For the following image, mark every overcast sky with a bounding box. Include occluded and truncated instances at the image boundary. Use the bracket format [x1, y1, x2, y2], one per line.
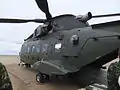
[0, 0, 120, 55]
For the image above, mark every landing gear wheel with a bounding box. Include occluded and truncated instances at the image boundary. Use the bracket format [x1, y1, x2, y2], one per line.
[18, 61, 22, 66]
[45, 74, 49, 80]
[28, 64, 31, 68]
[56, 75, 63, 81]
[36, 72, 49, 83]
[25, 64, 31, 68]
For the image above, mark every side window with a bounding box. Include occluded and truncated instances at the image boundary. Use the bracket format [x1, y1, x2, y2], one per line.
[42, 44, 48, 53]
[22, 44, 28, 53]
[32, 46, 36, 52]
[36, 47, 40, 52]
[28, 46, 30, 53]
[25, 44, 28, 53]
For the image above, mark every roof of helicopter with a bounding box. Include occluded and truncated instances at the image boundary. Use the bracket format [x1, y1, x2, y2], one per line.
[25, 17, 120, 41]
[49, 14, 75, 19]
[24, 13, 86, 40]
[92, 20, 120, 28]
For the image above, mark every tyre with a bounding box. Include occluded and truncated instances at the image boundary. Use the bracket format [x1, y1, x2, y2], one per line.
[25, 64, 31, 68]
[36, 72, 49, 83]
[45, 74, 49, 80]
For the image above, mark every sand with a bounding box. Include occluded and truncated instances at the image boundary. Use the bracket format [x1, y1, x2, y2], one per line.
[0, 55, 79, 90]
[0, 55, 29, 90]
[0, 55, 19, 65]
[0, 55, 118, 90]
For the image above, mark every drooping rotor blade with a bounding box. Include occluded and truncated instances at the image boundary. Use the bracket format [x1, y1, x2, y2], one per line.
[35, 0, 52, 20]
[0, 18, 46, 23]
[92, 13, 120, 18]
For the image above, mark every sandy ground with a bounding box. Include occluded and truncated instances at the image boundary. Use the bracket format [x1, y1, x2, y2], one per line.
[0, 55, 19, 65]
[0, 55, 29, 90]
[0, 55, 79, 90]
[0, 55, 118, 90]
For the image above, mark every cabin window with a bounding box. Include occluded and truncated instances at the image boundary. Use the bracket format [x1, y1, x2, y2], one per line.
[32, 46, 36, 52]
[37, 47, 40, 52]
[22, 44, 28, 53]
[28, 47, 30, 53]
[42, 44, 48, 53]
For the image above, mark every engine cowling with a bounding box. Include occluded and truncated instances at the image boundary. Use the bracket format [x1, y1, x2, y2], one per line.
[76, 12, 92, 22]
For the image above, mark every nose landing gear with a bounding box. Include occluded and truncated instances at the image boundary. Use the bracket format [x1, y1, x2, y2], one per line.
[36, 72, 50, 83]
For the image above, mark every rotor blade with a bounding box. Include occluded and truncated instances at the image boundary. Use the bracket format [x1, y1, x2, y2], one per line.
[0, 18, 46, 23]
[35, 0, 52, 20]
[93, 13, 120, 18]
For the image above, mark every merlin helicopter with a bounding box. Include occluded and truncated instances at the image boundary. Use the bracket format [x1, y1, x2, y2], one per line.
[0, 0, 120, 85]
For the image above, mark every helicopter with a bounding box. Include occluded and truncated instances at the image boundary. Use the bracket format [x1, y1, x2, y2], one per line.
[0, 0, 120, 85]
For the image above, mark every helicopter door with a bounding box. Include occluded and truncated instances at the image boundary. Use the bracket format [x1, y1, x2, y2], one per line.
[30, 41, 42, 64]
[20, 43, 30, 64]
[30, 45, 37, 64]
[27, 45, 33, 64]
[41, 43, 49, 57]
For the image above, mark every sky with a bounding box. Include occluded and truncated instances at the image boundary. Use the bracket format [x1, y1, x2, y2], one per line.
[0, 0, 120, 55]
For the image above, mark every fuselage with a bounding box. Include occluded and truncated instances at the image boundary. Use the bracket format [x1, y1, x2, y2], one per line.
[20, 27, 120, 69]
[19, 14, 120, 75]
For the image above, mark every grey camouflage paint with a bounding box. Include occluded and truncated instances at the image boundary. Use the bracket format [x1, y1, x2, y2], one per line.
[0, 62, 13, 90]
[107, 62, 120, 90]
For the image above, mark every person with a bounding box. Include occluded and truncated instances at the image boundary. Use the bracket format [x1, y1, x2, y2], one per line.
[0, 62, 13, 90]
[107, 62, 120, 90]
